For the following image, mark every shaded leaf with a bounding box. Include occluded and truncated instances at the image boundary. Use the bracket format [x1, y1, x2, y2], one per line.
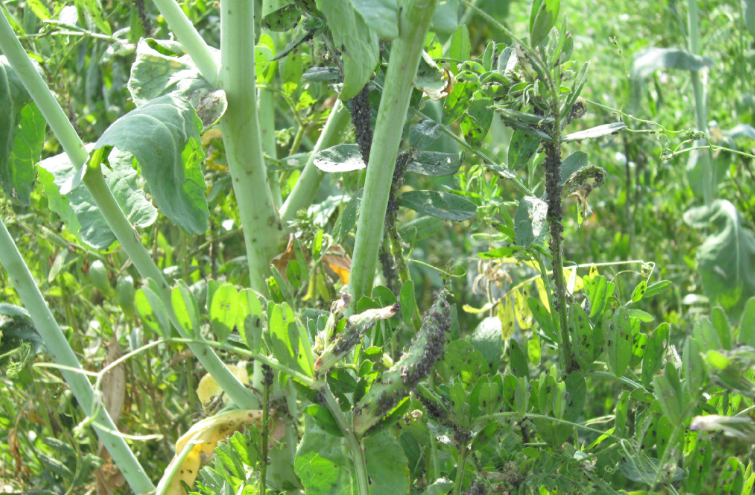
[515, 196, 548, 247]
[407, 151, 462, 176]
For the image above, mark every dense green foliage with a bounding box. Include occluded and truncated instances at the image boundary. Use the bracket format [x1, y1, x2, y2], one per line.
[1, 0, 754, 494]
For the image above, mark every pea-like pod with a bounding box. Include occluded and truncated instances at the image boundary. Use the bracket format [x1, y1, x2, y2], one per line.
[116, 275, 135, 318]
[352, 291, 451, 437]
[88, 260, 113, 297]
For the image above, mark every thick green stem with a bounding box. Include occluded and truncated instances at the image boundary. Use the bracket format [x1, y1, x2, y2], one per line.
[0, 219, 154, 494]
[348, 0, 438, 305]
[83, 167, 257, 408]
[687, 0, 712, 204]
[453, 444, 469, 495]
[219, 0, 283, 294]
[279, 99, 351, 223]
[151, 0, 219, 84]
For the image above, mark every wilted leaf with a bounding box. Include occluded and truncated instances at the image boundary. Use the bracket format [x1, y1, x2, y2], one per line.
[515, 196, 548, 247]
[313, 144, 366, 172]
[195, 365, 250, 412]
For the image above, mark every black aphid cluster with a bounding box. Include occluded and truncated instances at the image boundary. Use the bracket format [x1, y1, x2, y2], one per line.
[542, 141, 564, 261]
[350, 85, 373, 166]
[262, 364, 274, 387]
[401, 291, 451, 389]
[331, 319, 363, 357]
[385, 151, 413, 226]
[465, 478, 487, 495]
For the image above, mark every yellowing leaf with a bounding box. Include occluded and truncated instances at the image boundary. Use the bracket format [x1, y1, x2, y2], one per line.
[163, 409, 285, 495]
[536, 277, 551, 312]
[498, 299, 516, 340]
[462, 302, 495, 314]
[514, 287, 534, 329]
[589, 264, 599, 278]
[196, 365, 249, 412]
[564, 268, 584, 294]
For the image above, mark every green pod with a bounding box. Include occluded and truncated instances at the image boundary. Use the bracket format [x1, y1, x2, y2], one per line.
[88, 260, 113, 297]
[116, 275, 135, 318]
[353, 291, 451, 437]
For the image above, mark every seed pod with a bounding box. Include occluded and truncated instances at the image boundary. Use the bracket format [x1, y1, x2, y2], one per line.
[353, 290, 451, 436]
[315, 303, 399, 374]
[89, 260, 113, 297]
[116, 275, 136, 318]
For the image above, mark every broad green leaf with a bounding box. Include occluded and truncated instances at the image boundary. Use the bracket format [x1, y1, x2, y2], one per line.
[564, 372, 585, 422]
[407, 151, 462, 176]
[255, 35, 277, 85]
[530, 0, 559, 47]
[470, 377, 502, 417]
[738, 297, 755, 346]
[6, 104, 45, 205]
[0, 56, 40, 205]
[37, 147, 157, 249]
[313, 144, 365, 172]
[461, 98, 494, 148]
[238, 289, 264, 352]
[315, 0, 379, 99]
[653, 364, 685, 424]
[586, 274, 608, 319]
[302, 66, 341, 82]
[448, 25, 470, 74]
[641, 323, 668, 386]
[471, 317, 503, 370]
[508, 130, 540, 170]
[431, 0, 459, 34]
[210, 283, 239, 344]
[560, 122, 626, 142]
[444, 340, 488, 386]
[295, 417, 355, 493]
[643, 280, 671, 299]
[515, 196, 548, 247]
[559, 151, 588, 186]
[95, 95, 210, 234]
[443, 81, 477, 125]
[399, 280, 416, 326]
[716, 457, 744, 494]
[684, 439, 712, 493]
[684, 200, 755, 318]
[711, 306, 732, 350]
[128, 40, 228, 129]
[529, 296, 556, 340]
[614, 390, 630, 438]
[135, 283, 171, 337]
[364, 430, 410, 495]
[619, 455, 685, 485]
[409, 120, 442, 150]
[347, 0, 399, 39]
[604, 307, 633, 378]
[398, 190, 477, 221]
[332, 189, 362, 242]
[172, 280, 201, 337]
[629, 48, 713, 112]
[260, 4, 302, 32]
[570, 304, 594, 370]
[509, 338, 529, 379]
[26, 0, 51, 20]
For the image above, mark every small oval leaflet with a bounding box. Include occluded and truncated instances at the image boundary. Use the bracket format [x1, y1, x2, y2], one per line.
[398, 190, 477, 221]
[313, 144, 366, 173]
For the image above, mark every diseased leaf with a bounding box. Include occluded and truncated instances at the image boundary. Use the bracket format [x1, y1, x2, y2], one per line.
[95, 95, 210, 234]
[210, 283, 239, 344]
[443, 81, 476, 125]
[260, 4, 302, 32]
[409, 119, 442, 150]
[461, 98, 494, 148]
[508, 130, 540, 170]
[313, 144, 365, 172]
[684, 200, 755, 318]
[316, 0, 379, 99]
[407, 151, 462, 176]
[515, 196, 548, 247]
[398, 190, 477, 221]
[37, 147, 157, 249]
[604, 307, 633, 378]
